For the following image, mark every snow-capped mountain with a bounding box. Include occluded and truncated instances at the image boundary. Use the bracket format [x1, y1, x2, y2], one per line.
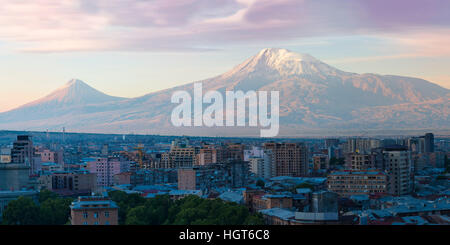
[0, 48, 448, 136]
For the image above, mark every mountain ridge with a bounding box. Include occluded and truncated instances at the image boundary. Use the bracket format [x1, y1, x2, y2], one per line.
[0, 48, 448, 136]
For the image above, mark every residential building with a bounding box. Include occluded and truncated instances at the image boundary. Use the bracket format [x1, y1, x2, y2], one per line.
[327, 170, 388, 197]
[344, 152, 376, 170]
[86, 157, 131, 187]
[312, 154, 329, 171]
[178, 161, 249, 193]
[263, 142, 308, 177]
[161, 140, 198, 168]
[11, 135, 36, 174]
[39, 170, 97, 194]
[0, 163, 32, 191]
[70, 196, 118, 225]
[0, 148, 11, 164]
[196, 145, 217, 166]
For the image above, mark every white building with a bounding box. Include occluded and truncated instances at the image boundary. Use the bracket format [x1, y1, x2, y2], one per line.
[249, 149, 274, 179]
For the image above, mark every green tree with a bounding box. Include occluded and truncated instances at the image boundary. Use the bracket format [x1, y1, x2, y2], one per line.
[329, 157, 345, 166]
[125, 206, 150, 225]
[38, 189, 58, 203]
[244, 213, 265, 225]
[2, 196, 40, 225]
[109, 191, 146, 224]
[294, 182, 314, 190]
[39, 198, 73, 225]
[256, 179, 265, 188]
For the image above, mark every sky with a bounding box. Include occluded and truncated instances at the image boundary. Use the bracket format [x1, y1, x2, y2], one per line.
[0, 0, 449, 112]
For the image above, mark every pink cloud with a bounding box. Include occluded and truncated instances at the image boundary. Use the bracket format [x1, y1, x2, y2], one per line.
[0, 0, 449, 53]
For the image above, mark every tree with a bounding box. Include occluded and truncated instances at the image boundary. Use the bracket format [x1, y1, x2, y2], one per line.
[256, 179, 265, 188]
[39, 198, 73, 225]
[2, 196, 40, 225]
[329, 157, 345, 166]
[244, 212, 265, 225]
[109, 191, 146, 224]
[125, 206, 151, 225]
[38, 189, 58, 203]
[294, 182, 314, 190]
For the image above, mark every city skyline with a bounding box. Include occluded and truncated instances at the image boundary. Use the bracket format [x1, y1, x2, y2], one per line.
[1, 0, 450, 112]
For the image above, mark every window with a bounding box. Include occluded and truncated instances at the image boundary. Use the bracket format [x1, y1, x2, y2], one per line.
[83, 212, 88, 219]
[94, 221, 99, 225]
[94, 212, 99, 218]
[83, 221, 88, 225]
[104, 211, 110, 217]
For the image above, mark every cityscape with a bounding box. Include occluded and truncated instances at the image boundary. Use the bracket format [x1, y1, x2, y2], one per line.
[0, 131, 448, 225]
[0, 0, 449, 237]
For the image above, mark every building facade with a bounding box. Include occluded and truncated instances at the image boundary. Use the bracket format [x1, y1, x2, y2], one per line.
[70, 196, 118, 225]
[263, 143, 308, 177]
[327, 170, 388, 197]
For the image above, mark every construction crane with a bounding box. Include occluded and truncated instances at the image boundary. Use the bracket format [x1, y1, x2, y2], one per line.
[134, 144, 145, 169]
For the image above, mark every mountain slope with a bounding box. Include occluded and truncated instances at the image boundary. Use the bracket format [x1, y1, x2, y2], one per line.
[0, 79, 127, 123]
[0, 49, 448, 136]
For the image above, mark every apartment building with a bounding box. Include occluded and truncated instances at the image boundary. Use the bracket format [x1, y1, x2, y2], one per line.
[263, 142, 308, 177]
[70, 196, 118, 225]
[327, 170, 388, 197]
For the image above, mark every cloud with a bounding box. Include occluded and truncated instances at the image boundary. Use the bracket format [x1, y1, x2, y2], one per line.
[0, 0, 449, 53]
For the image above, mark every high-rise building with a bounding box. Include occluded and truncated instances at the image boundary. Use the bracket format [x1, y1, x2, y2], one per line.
[424, 133, 434, 153]
[379, 145, 413, 196]
[312, 154, 329, 171]
[196, 145, 217, 166]
[217, 143, 245, 162]
[263, 142, 308, 177]
[344, 138, 381, 154]
[408, 133, 435, 153]
[249, 151, 274, 180]
[86, 157, 131, 187]
[344, 152, 376, 170]
[161, 140, 198, 168]
[11, 136, 35, 174]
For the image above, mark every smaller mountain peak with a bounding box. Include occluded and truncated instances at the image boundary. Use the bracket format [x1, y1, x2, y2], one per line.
[66, 78, 86, 86]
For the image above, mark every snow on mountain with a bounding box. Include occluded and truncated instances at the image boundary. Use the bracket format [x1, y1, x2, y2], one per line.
[0, 49, 448, 136]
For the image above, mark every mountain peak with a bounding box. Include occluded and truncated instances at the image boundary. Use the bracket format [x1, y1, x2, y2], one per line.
[17, 79, 125, 109]
[66, 78, 85, 86]
[226, 48, 343, 77]
[256, 48, 319, 63]
[62, 78, 91, 90]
